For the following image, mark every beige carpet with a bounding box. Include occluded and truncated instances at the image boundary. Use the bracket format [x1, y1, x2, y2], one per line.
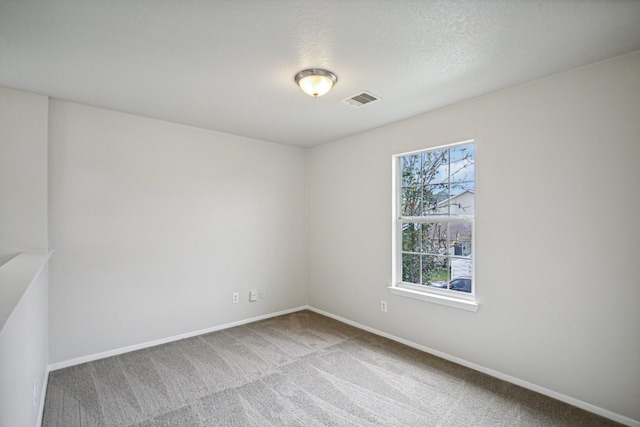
[43, 310, 621, 426]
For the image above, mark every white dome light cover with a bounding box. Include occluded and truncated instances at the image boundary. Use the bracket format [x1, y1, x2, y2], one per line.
[295, 69, 337, 97]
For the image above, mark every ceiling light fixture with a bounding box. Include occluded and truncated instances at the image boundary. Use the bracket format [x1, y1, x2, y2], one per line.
[294, 69, 337, 97]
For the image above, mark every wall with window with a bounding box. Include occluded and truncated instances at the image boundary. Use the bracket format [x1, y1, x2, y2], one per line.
[307, 51, 640, 423]
[48, 101, 307, 364]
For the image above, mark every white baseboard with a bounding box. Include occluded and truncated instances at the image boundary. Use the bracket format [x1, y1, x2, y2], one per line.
[306, 306, 639, 427]
[48, 306, 308, 371]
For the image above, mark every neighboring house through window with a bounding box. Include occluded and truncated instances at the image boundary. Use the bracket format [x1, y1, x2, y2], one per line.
[390, 141, 478, 311]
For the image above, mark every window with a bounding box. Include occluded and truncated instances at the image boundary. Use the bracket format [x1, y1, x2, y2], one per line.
[390, 141, 477, 311]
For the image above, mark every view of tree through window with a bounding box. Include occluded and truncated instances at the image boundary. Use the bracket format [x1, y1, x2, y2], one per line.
[397, 143, 475, 293]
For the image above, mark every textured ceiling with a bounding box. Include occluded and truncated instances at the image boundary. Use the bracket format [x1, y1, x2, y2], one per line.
[1, 1, 640, 147]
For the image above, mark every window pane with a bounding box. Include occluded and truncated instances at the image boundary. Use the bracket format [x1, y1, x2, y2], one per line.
[422, 222, 448, 255]
[422, 149, 448, 185]
[421, 255, 448, 286]
[451, 180, 474, 192]
[401, 155, 422, 187]
[402, 253, 421, 283]
[402, 223, 422, 253]
[449, 181, 474, 216]
[449, 276, 472, 293]
[451, 257, 472, 280]
[450, 223, 472, 256]
[424, 184, 449, 215]
[401, 186, 422, 216]
[450, 145, 474, 184]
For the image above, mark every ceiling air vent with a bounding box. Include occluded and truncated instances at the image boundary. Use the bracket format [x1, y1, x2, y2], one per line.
[341, 91, 381, 108]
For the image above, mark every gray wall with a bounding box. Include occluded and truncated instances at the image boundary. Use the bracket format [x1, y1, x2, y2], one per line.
[48, 101, 307, 363]
[306, 52, 640, 422]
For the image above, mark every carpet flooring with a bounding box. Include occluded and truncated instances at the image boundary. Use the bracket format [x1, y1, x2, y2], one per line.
[42, 310, 622, 426]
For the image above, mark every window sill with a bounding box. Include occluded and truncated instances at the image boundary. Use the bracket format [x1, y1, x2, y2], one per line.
[388, 285, 479, 312]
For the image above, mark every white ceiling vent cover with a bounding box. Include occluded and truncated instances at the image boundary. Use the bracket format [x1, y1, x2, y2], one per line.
[341, 91, 381, 108]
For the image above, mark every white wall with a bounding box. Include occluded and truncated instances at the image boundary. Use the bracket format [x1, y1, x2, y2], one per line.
[48, 101, 307, 363]
[0, 87, 49, 427]
[0, 262, 48, 427]
[0, 87, 48, 259]
[307, 52, 640, 423]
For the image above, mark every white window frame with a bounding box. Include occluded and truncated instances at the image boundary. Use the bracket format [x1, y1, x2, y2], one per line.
[389, 140, 478, 312]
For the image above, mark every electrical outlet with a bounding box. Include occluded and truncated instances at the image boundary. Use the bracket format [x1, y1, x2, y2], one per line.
[259, 289, 266, 298]
[380, 300, 388, 312]
[232, 292, 239, 304]
[249, 289, 258, 302]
